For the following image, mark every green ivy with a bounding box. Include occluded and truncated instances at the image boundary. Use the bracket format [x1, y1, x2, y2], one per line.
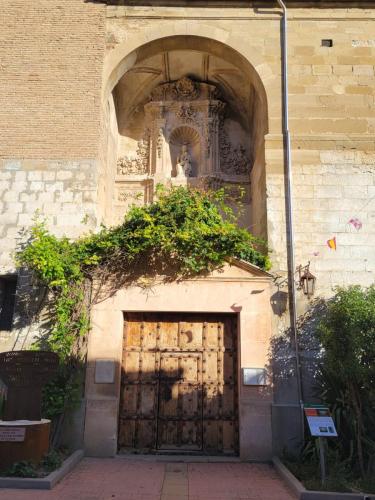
[17, 186, 270, 420]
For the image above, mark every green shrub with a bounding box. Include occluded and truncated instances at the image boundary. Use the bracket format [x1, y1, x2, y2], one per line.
[318, 285, 375, 478]
[41, 450, 63, 472]
[4, 461, 37, 478]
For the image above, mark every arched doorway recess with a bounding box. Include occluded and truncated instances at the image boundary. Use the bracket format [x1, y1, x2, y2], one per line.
[87, 37, 274, 460]
[100, 36, 269, 241]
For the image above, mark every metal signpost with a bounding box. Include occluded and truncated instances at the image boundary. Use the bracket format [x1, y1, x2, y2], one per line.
[304, 405, 338, 486]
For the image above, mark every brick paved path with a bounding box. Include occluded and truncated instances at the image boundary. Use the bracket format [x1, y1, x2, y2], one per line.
[0, 458, 295, 500]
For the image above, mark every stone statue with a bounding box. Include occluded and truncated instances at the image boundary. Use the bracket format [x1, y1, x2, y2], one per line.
[176, 144, 193, 178]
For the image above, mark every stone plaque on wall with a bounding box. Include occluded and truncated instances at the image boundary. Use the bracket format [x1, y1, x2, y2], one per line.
[95, 359, 115, 384]
[242, 368, 267, 386]
[113, 180, 153, 225]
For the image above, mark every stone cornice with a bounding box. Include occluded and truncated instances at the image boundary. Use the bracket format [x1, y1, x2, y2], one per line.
[108, 1, 375, 7]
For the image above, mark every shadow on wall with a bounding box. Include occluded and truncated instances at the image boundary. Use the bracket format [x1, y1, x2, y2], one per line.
[268, 298, 328, 456]
[10, 249, 214, 350]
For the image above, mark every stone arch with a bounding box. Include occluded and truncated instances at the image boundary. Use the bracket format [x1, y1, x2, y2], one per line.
[104, 33, 270, 137]
[100, 34, 271, 241]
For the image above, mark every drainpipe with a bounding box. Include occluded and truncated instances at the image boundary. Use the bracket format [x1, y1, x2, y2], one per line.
[275, 0, 305, 443]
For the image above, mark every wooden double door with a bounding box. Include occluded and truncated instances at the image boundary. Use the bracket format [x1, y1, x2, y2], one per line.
[118, 312, 238, 454]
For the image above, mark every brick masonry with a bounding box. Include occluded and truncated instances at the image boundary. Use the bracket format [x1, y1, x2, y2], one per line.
[0, 0, 106, 160]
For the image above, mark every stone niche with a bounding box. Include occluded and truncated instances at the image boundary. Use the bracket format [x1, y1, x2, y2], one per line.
[114, 77, 252, 223]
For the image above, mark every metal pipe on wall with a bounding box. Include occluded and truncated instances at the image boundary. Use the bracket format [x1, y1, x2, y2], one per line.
[275, 0, 305, 442]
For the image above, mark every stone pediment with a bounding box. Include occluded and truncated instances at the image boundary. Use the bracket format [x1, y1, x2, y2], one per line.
[197, 259, 273, 282]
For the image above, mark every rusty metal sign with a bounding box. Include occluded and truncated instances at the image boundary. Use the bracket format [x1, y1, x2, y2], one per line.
[0, 351, 59, 421]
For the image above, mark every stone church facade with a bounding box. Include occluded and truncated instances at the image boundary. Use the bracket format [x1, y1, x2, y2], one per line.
[0, 1, 374, 459]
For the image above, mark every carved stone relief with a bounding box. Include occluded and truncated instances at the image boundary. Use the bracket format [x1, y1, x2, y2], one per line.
[176, 144, 193, 178]
[219, 125, 251, 176]
[198, 176, 250, 204]
[115, 77, 251, 209]
[144, 78, 227, 179]
[157, 128, 164, 159]
[150, 76, 217, 102]
[176, 104, 198, 124]
[117, 130, 150, 176]
[117, 189, 141, 204]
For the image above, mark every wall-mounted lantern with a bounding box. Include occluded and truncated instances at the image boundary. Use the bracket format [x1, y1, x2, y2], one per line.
[297, 262, 316, 298]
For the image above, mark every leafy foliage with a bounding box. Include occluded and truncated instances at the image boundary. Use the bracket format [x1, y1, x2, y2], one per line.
[318, 285, 375, 478]
[3, 461, 38, 478]
[1, 450, 67, 478]
[41, 449, 64, 473]
[17, 186, 269, 422]
[282, 286, 375, 492]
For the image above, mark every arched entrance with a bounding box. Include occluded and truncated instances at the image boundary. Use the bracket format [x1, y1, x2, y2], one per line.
[99, 36, 269, 242]
[85, 35, 273, 460]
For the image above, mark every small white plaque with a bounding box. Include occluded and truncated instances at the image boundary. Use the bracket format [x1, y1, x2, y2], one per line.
[242, 368, 267, 386]
[0, 427, 26, 442]
[352, 40, 375, 47]
[95, 359, 115, 384]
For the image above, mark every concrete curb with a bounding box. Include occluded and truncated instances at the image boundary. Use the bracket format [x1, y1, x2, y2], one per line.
[0, 449, 84, 490]
[273, 457, 375, 500]
[273, 456, 305, 499]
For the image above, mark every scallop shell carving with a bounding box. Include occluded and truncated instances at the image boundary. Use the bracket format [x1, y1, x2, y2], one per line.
[169, 126, 200, 146]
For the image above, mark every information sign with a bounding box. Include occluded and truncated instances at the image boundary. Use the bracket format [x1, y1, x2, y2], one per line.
[304, 406, 337, 437]
[0, 427, 26, 442]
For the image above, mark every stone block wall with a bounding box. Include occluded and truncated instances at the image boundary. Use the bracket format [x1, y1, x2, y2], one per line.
[104, 3, 375, 297]
[266, 145, 375, 292]
[0, 159, 98, 272]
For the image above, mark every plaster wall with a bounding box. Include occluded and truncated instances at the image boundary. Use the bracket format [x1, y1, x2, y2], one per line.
[84, 263, 273, 460]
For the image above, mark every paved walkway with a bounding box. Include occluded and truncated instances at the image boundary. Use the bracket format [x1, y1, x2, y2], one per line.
[0, 458, 295, 500]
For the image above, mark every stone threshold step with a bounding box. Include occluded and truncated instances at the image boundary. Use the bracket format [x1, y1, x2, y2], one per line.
[116, 453, 242, 462]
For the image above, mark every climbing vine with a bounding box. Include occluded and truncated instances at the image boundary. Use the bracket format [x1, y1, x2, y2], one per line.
[16, 186, 269, 426]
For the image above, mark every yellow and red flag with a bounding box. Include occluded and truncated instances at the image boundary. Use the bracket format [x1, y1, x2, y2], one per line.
[327, 237, 337, 250]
